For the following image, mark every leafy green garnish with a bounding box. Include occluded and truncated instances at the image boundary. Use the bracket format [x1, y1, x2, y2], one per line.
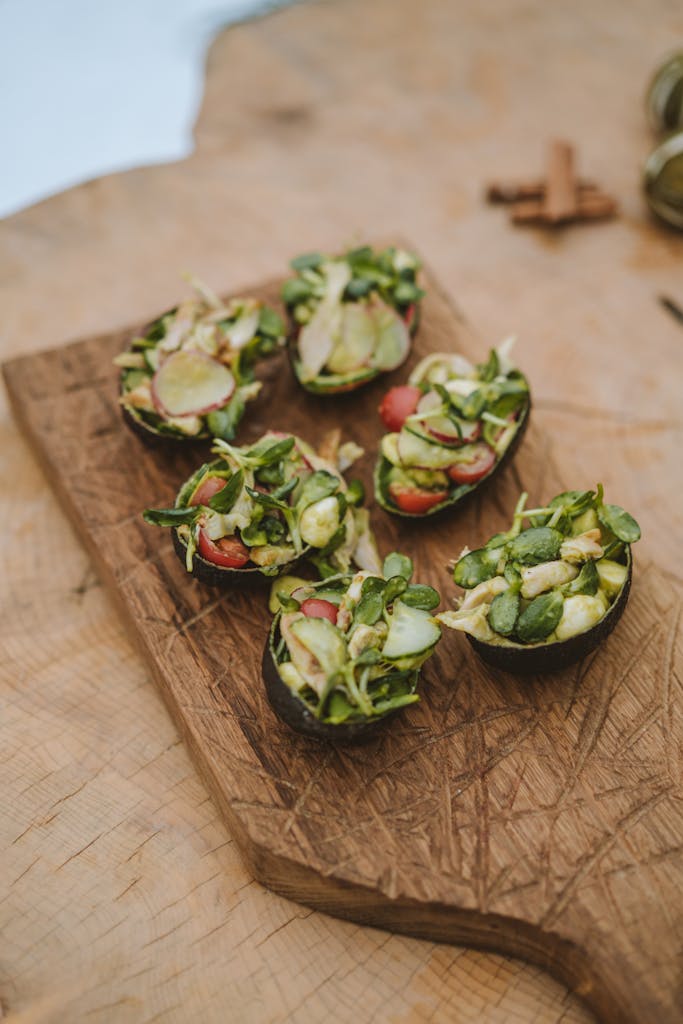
[598, 503, 641, 543]
[207, 470, 244, 513]
[206, 391, 246, 442]
[515, 590, 564, 643]
[383, 552, 413, 582]
[508, 527, 563, 566]
[400, 584, 440, 611]
[488, 589, 520, 636]
[142, 506, 200, 527]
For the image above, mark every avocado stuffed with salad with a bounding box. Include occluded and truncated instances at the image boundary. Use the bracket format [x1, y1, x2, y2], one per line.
[438, 486, 640, 673]
[375, 338, 530, 516]
[263, 552, 442, 741]
[282, 245, 423, 394]
[142, 431, 379, 585]
[115, 275, 285, 443]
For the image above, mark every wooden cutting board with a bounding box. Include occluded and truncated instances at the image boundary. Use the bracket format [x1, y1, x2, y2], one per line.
[3, 264, 681, 1024]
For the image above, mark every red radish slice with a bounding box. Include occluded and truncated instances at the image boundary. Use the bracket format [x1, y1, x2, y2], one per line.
[370, 302, 411, 371]
[426, 416, 481, 446]
[415, 389, 481, 445]
[152, 350, 235, 418]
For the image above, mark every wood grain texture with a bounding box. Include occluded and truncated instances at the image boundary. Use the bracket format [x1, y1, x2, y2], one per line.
[3, 0, 683, 1021]
[4, 258, 682, 1024]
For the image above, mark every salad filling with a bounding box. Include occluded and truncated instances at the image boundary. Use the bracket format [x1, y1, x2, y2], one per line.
[375, 338, 530, 516]
[115, 275, 285, 440]
[268, 552, 441, 726]
[438, 486, 640, 647]
[143, 430, 380, 579]
[281, 245, 423, 393]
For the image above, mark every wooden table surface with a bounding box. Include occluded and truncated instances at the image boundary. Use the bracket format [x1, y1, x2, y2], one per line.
[2, 1, 681, 1021]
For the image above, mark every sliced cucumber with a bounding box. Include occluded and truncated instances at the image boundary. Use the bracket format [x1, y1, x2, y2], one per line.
[396, 428, 458, 469]
[144, 347, 161, 373]
[596, 558, 628, 599]
[382, 600, 441, 661]
[290, 616, 348, 677]
[327, 304, 375, 374]
[380, 433, 402, 466]
[370, 303, 410, 370]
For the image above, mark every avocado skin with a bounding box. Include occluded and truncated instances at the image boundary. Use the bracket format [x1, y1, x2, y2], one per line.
[121, 403, 210, 449]
[171, 528, 276, 588]
[467, 555, 632, 675]
[262, 620, 408, 744]
[375, 393, 531, 519]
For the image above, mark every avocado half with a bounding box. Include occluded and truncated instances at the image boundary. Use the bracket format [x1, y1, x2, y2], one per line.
[374, 394, 531, 519]
[467, 552, 633, 675]
[262, 615, 417, 743]
[287, 304, 420, 396]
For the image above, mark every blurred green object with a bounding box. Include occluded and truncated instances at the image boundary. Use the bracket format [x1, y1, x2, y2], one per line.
[646, 52, 683, 133]
[644, 133, 683, 229]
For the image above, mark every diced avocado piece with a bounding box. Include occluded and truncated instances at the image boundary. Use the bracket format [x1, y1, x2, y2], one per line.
[572, 507, 600, 535]
[381, 600, 441, 661]
[290, 617, 348, 677]
[268, 575, 310, 613]
[277, 661, 307, 693]
[596, 558, 628, 599]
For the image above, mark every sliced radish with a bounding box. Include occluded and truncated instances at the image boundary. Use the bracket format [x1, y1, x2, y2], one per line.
[370, 302, 411, 371]
[416, 390, 442, 415]
[415, 390, 481, 445]
[426, 416, 481, 446]
[327, 304, 376, 374]
[151, 350, 235, 418]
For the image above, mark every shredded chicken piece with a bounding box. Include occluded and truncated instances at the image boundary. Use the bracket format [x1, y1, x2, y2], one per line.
[348, 624, 383, 660]
[520, 560, 578, 599]
[560, 529, 604, 564]
[459, 575, 509, 610]
[337, 441, 364, 472]
[437, 605, 496, 642]
[120, 380, 154, 411]
[317, 428, 342, 463]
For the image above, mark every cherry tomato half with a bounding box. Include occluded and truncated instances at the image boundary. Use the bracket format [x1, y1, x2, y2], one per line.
[388, 482, 449, 515]
[190, 475, 226, 507]
[379, 386, 422, 432]
[197, 530, 250, 568]
[300, 598, 338, 624]
[447, 443, 496, 485]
